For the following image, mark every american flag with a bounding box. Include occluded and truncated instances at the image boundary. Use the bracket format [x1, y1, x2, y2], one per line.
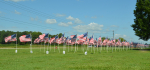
[70, 34, 77, 43]
[19, 34, 31, 42]
[89, 35, 94, 44]
[34, 37, 40, 44]
[103, 38, 107, 44]
[53, 35, 59, 43]
[77, 39, 84, 44]
[98, 36, 102, 45]
[36, 37, 42, 43]
[77, 32, 88, 39]
[44, 38, 49, 43]
[49, 37, 55, 44]
[67, 38, 72, 44]
[39, 33, 48, 40]
[64, 36, 68, 43]
[59, 34, 65, 44]
[4, 34, 16, 43]
[113, 39, 116, 43]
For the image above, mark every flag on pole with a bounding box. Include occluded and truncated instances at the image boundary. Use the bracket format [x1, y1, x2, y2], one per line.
[59, 34, 65, 44]
[98, 36, 102, 45]
[77, 32, 88, 39]
[70, 34, 77, 44]
[4, 34, 17, 43]
[34, 37, 41, 44]
[49, 37, 55, 44]
[65, 36, 69, 43]
[39, 33, 48, 40]
[53, 35, 59, 43]
[19, 34, 31, 42]
[89, 35, 94, 44]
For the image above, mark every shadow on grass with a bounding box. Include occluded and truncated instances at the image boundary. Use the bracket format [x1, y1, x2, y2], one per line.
[132, 49, 150, 51]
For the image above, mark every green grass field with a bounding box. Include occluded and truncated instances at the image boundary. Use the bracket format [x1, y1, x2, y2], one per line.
[0, 44, 150, 70]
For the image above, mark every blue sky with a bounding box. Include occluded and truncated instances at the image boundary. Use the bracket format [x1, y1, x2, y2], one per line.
[0, 0, 149, 44]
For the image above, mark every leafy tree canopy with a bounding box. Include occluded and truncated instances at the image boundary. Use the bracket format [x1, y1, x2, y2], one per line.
[131, 0, 150, 41]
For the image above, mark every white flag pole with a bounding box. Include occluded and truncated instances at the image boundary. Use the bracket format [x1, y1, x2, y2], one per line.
[75, 34, 77, 52]
[77, 42, 78, 50]
[123, 44, 124, 51]
[30, 33, 33, 53]
[15, 33, 17, 53]
[97, 38, 98, 52]
[50, 42, 51, 51]
[115, 38, 116, 52]
[71, 43, 73, 51]
[46, 34, 49, 54]
[87, 32, 88, 51]
[40, 42, 42, 52]
[100, 39, 102, 53]
[112, 38, 113, 53]
[107, 37, 108, 53]
[58, 36, 60, 53]
[93, 34, 95, 53]
[83, 43, 84, 53]
[44, 40, 45, 53]
[77, 34, 78, 51]
[50, 37, 51, 51]
[68, 43, 69, 52]
[47, 34, 49, 51]
[54, 42, 55, 52]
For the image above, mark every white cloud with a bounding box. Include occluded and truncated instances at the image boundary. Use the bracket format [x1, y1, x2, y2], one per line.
[58, 22, 73, 27]
[5, 0, 34, 2]
[91, 16, 97, 19]
[73, 22, 103, 33]
[111, 25, 118, 27]
[66, 16, 74, 20]
[66, 16, 82, 23]
[74, 18, 82, 23]
[56, 14, 65, 17]
[14, 10, 21, 15]
[46, 19, 57, 24]
[46, 29, 53, 31]
[30, 17, 38, 21]
[115, 34, 129, 39]
[67, 22, 73, 25]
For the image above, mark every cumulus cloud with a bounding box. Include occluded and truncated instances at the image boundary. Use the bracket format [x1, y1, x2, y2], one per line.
[73, 22, 103, 33]
[66, 16, 82, 23]
[46, 19, 57, 24]
[91, 16, 97, 19]
[66, 16, 74, 20]
[74, 18, 82, 23]
[58, 22, 73, 27]
[14, 10, 21, 15]
[56, 14, 65, 17]
[5, 0, 34, 2]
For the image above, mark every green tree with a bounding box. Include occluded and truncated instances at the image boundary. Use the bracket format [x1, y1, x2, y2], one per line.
[119, 37, 126, 42]
[131, 0, 150, 41]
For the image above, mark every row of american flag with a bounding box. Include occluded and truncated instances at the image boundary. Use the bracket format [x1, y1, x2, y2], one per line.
[4, 32, 146, 47]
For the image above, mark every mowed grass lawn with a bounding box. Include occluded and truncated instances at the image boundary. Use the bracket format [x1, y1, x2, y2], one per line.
[0, 45, 150, 70]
